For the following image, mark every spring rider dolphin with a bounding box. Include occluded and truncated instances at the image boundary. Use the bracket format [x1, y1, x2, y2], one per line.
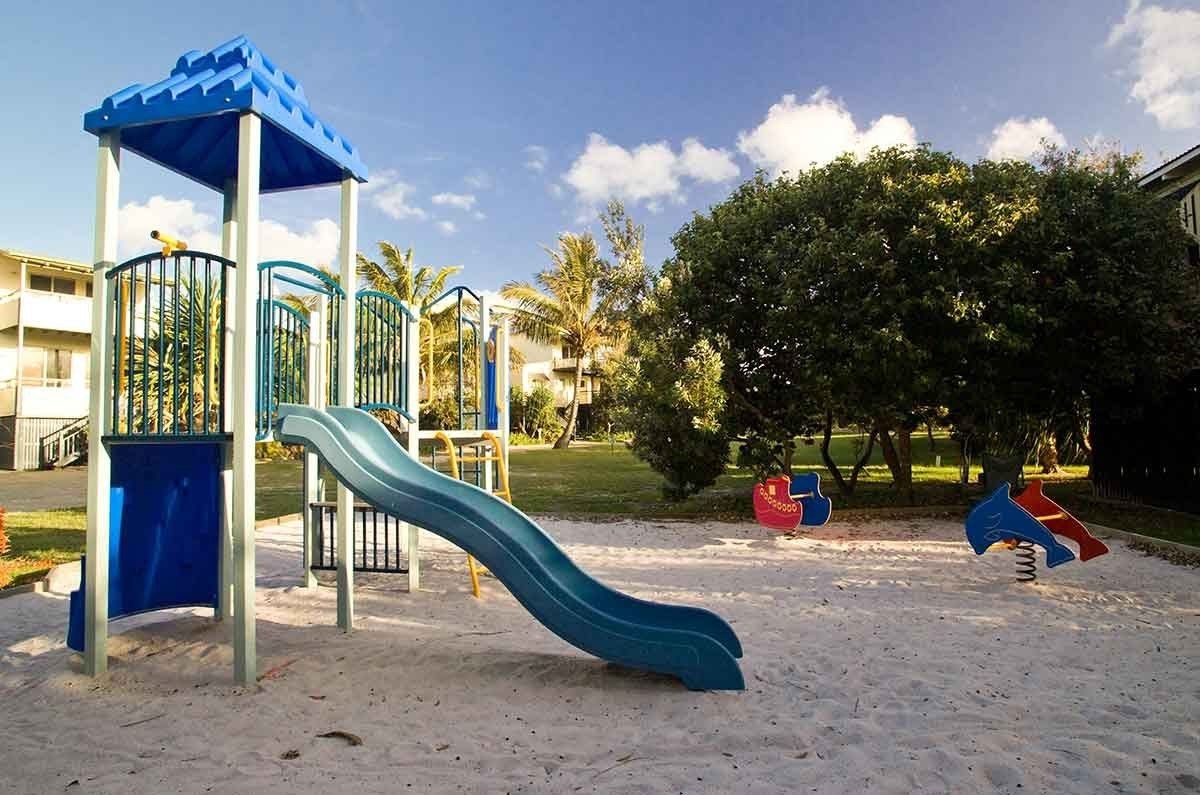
[965, 483, 1076, 568]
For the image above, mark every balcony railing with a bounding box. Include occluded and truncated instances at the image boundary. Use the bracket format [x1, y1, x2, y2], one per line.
[552, 353, 605, 373]
[553, 386, 594, 407]
[0, 291, 92, 334]
[0, 379, 91, 418]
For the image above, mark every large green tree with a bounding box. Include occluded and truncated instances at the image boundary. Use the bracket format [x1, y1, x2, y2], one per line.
[623, 144, 1199, 501]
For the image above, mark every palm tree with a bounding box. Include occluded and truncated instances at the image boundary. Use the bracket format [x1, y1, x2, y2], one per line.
[501, 233, 621, 448]
[358, 242, 525, 415]
[357, 242, 461, 311]
[359, 242, 466, 398]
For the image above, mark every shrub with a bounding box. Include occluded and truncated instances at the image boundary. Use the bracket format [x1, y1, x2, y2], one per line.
[255, 441, 302, 460]
[0, 506, 8, 557]
[615, 329, 730, 500]
[510, 384, 562, 439]
[420, 395, 463, 430]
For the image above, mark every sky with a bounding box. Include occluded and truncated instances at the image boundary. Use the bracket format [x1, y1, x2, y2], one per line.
[2, 0, 1198, 291]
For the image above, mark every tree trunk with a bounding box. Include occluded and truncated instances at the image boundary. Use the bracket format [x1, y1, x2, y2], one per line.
[820, 409, 850, 495]
[877, 425, 903, 482]
[847, 429, 877, 493]
[877, 424, 914, 502]
[1038, 434, 1062, 474]
[554, 357, 585, 448]
[822, 413, 879, 498]
[895, 427, 914, 502]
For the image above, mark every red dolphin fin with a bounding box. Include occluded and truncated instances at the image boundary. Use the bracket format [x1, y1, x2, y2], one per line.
[754, 476, 803, 532]
[1014, 480, 1109, 561]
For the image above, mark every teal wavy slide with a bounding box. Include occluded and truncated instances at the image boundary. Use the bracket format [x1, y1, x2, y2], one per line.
[276, 405, 744, 690]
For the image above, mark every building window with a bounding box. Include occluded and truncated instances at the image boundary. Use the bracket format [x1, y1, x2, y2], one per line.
[19, 347, 72, 386]
[86, 281, 94, 297]
[28, 273, 77, 295]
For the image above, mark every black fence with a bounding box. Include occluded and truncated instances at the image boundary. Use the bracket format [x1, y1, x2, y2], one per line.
[1091, 372, 1200, 512]
[309, 501, 409, 574]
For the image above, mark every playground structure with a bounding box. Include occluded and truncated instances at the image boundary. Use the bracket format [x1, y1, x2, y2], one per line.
[964, 479, 1109, 581]
[71, 36, 743, 690]
[752, 472, 832, 532]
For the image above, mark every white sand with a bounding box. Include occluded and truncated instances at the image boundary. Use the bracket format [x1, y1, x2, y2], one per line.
[1, 517, 1197, 794]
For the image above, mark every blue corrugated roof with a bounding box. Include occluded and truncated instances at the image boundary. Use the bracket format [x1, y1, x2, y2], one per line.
[84, 36, 368, 192]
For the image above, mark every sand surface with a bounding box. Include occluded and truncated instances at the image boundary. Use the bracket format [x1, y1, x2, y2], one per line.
[1, 517, 1197, 794]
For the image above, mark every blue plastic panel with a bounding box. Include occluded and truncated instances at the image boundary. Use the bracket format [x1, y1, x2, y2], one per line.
[485, 327, 500, 430]
[68, 442, 223, 651]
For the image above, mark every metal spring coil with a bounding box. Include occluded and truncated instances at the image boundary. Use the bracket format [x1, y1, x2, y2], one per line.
[1014, 540, 1037, 583]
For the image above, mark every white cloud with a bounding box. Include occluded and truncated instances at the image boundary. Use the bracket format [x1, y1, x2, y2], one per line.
[118, 196, 220, 258]
[736, 88, 918, 175]
[524, 145, 549, 172]
[361, 169, 427, 220]
[1108, 1, 1200, 129]
[677, 137, 741, 182]
[562, 133, 739, 208]
[118, 196, 340, 265]
[985, 117, 1067, 161]
[464, 170, 492, 190]
[436, 220, 457, 235]
[259, 218, 341, 265]
[472, 211, 487, 220]
[547, 183, 564, 199]
[431, 192, 478, 211]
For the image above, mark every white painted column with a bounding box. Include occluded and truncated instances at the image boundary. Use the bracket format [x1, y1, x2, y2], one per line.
[84, 131, 120, 676]
[498, 316, 511, 475]
[217, 182, 237, 621]
[405, 301, 421, 591]
[13, 259, 25, 468]
[479, 294, 494, 493]
[231, 113, 261, 685]
[336, 176, 358, 631]
[301, 296, 326, 588]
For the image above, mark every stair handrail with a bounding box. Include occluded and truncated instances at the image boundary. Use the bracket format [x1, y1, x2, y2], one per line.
[39, 415, 89, 469]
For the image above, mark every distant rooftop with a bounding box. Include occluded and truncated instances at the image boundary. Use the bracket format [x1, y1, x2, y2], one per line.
[83, 35, 368, 193]
[1138, 143, 1200, 198]
[0, 249, 91, 274]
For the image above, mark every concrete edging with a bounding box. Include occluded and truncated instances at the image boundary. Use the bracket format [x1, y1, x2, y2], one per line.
[1087, 522, 1200, 556]
[0, 579, 47, 599]
[256, 513, 301, 527]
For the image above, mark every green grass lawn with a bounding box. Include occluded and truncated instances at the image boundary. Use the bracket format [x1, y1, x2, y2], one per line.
[0, 509, 87, 589]
[4, 438, 1195, 591]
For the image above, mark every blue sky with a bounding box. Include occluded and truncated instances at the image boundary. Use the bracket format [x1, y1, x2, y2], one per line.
[2, 0, 1198, 290]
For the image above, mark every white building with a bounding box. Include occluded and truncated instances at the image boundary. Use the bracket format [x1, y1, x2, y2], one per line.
[0, 249, 94, 469]
[507, 330, 606, 432]
[1138, 143, 1200, 265]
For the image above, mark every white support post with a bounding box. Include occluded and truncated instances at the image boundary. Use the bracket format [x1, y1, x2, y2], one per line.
[498, 316, 511, 475]
[405, 301, 421, 591]
[231, 113, 261, 685]
[336, 176, 358, 630]
[84, 131, 119, 676]
[217, 181, 237, 621]
[13, 259, 25, 467]
[301, 296, 326, 588]
[479, 294, 494, 494]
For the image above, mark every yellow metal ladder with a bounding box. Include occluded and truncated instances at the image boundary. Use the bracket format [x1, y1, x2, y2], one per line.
[431, 430, 511, 597]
